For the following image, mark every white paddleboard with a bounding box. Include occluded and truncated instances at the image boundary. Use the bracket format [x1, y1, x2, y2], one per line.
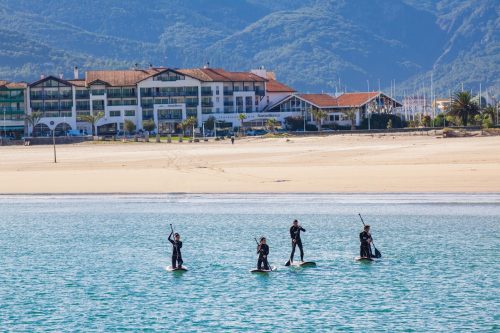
[250, 266, 277, 273]
[166, 265, 188, 272]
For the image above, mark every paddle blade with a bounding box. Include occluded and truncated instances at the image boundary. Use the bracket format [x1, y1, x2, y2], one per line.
[373, 247, 382, 258]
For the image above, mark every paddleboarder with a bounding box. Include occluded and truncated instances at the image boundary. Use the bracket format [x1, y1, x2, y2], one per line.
[359, 225, 373, 258]
[168, 231, 183, 269]
[256, 237, 270, 270]
[288, 219, 306, 265]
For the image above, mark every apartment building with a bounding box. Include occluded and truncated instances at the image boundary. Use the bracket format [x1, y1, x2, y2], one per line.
[0, 80, 27, 138]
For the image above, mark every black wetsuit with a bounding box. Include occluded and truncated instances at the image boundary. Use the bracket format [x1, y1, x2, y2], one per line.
[290, 225, 306, 262]
[359, 231, 373, 258]
[257, 243, 270, 270]
[168, 232, 183, 268]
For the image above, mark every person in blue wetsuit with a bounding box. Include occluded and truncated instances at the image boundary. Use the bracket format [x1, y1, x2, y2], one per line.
[168, 231, 183, 268]
[359, 225, 373, 258]
[256, 237, 270, 270]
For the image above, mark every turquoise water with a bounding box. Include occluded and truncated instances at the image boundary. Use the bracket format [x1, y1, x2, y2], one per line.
[0, 194, 499, 332]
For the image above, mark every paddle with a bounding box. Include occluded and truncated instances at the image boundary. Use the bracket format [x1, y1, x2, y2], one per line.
[170, 224, 181, 268]
[358, 214, 382, 258]
[285, 224, 301, 266]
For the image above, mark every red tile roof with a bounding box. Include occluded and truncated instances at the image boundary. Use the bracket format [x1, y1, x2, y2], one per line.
[67, 79, 86, 87]
[335, 92, 379, 107]
[0, 80, 27, 89]
[179, 68, 266, 82]
[85, 69, 163, 87]
[266, 79, 296, 93]
[297, 93, 338, 107]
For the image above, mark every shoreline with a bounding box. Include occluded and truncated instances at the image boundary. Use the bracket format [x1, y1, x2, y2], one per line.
[1, 135, 499, 194]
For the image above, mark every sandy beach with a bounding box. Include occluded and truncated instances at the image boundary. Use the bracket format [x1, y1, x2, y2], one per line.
[0, 134, 499, 193]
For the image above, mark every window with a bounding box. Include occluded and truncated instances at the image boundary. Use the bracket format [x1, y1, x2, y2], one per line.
[216, 87, 219, 95]
[110, 111, 121, 117]
[216, 97, 219, 103]
[125, 110, 135, 117]
[329, 114, 341, 121]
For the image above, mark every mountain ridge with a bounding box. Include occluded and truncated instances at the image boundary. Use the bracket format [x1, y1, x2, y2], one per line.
[0, 0, 497, 98]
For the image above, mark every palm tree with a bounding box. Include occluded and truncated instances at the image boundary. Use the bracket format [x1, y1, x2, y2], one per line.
[78, 111, 104, 136]
[178, 117, 196, 137]
[238, 113, 247, 135]
[481, 105, 497, 125]
[185, 116, 197, 138]
[342, 107, 357, 130]
[448, 91, 479, 126]
[265, 118, 279, 133]
[311, 108, 328, 132]
[24, 112, 42, 137]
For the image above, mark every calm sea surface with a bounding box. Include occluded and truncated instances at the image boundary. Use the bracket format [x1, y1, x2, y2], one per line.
[0, 194, 498, 332]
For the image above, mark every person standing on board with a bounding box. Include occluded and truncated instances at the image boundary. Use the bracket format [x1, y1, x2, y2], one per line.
[288, 219, 306, 265]
[168, 231, 183, 269]
[359, 225, 373, 258]
[257, 237, 270, 270]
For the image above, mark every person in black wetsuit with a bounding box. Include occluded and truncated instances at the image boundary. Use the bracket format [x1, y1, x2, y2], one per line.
[168, 231, 183, 268]
[359, 225, 373, 258]
[289, 219, 306, 264]
[256, 237, 270, 270]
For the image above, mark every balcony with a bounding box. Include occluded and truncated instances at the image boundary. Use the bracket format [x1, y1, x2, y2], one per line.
[186, 101, 199, 107]
[91, 90, 106, 96]
[0, 95, 24, 103]
[141, 91, 154, 97]
[107, 93, 122, 99]
[224, 101, 234, 106]
[202, 101, 213, 107]
[185, 90, 198, 97]
[201, 89, 213, 96]
[223, 89, 233, 95]
[75, 91, 90, 99]
[255, 89, 265, 96]
[122, 91, 136, 98]
[0, 106, 24, 114]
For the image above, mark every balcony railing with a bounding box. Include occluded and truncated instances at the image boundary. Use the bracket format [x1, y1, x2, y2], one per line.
[186, 101, 199, 107]
[29, 93, 72, 100]
[91, 90, 106, 96]
[75, 92, 90, 99]
[122, 91, 136, 98]
[223, 90, 233, 95]
[201, 89, 213, 96]
[202, 101, 213, 107]
[0, 96, 24, 102]
[155, 91, 197, 97]
[0, 106, 24, 112]
[255, 89, 265, 96]
[107, 93, 122, 98]
[224, 101, 233, 106]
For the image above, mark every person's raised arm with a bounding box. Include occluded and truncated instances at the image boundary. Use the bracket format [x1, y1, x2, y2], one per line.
[168, 231, 174, 244]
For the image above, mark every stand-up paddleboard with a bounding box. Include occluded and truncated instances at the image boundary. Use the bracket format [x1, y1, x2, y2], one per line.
[250, 266, 276, 273]
[166, 265, 188, 272]
[355, 257, 375, 262]
[288, 261, 317, 267]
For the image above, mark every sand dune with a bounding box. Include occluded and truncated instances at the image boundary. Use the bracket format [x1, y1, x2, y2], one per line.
[0, 135, 499, 193]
